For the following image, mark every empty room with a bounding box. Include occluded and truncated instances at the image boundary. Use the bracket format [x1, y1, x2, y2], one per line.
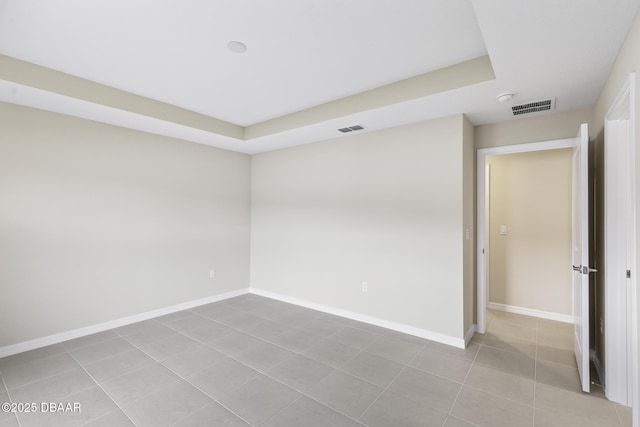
[1, 1, 640, 426]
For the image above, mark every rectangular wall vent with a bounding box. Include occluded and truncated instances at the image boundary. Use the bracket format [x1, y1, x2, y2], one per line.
[338, 125, 365, 133]
[511, 98, 555, 116]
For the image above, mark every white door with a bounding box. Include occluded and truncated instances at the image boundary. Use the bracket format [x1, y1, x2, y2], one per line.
[603, 73, 637, 409]
[572, 122, 590, 393]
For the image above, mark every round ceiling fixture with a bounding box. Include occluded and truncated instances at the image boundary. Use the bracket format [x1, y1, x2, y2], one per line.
[496, 92, 516, 102]
[227, 41, 247, 54]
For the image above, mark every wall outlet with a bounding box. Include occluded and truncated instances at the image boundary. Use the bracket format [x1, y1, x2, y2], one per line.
[362, 281, 368, 292]
[209, 269, 216, 279]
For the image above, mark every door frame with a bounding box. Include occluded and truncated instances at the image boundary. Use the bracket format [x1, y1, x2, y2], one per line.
[476, 137, 575, 333]
[604, 72, 637, 410]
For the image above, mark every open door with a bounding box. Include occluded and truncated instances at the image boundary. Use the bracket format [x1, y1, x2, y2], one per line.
[572, 122, 591, 392]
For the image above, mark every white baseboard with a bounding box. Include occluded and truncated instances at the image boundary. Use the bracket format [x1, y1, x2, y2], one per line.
[465, 324, 477, 347]
[1, 286, 472, 358]
[250, 288, 466, 349]
[0, 288, 250, 358]
[488, 302, 573, 324]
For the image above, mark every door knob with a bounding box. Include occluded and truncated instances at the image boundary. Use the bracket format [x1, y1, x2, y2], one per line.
[573, 265, 598, 274]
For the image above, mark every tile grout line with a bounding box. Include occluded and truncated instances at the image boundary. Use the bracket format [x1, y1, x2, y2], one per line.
[115, 301, 377, 426]
[24, 296, 403, 423]
[459, 382, 535, 412]
[235, 341, 345, 426]
[477, 313, 539, 383]
[0, 357, 85, 398]
[0, 368, 10, 398]
[84, 353, 187, 415]
[251, 330, 432, 427]
[2, 347, 121, 427]
[612, 402, 628, 427]
[239, 325, 419, 426]
[351, 340, 429, 426]
[444, 333, 483, 427]
[116, 331, 258, 427]
[68, 335, 153, 368]
[256, 340, 364, 426]
[3, 301, 584, 427]
[0, 368, 23, 427]
[81, 409, 135, 427]
[5, 300, 364, 426]
[108, 308, 273, 425]
[441, 311, 523, 427]
[398, 348, 477, 385]
[254, 330, 404, 426]
[65, 350, 139, 427]
[212, 332, 387, 425]
[500, 312, 625, 426]
[487, 312, 539, 417]
[280, 332, 454, 425]
[166, 402, 241, 427]
[265, 375, 362, 426]
[489, 311, 595, 425]
[255, 394, 309, 427]
[152, 316, 242, 349]
[62, 329, 123, 351]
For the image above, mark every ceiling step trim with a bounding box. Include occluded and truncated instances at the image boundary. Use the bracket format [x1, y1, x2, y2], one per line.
[245, 55, 495, 140]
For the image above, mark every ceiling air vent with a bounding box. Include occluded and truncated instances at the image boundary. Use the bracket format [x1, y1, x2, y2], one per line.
[511, 98, 555, 116]
[338, 125, 365, 133]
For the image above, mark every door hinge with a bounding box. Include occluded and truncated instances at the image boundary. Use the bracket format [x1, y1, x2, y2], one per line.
[627, 270, 632, 279]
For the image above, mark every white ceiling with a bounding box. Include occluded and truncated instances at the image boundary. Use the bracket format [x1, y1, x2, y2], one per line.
[0, 0, 638, 154]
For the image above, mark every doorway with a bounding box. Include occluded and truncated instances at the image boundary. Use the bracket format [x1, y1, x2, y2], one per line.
[476, 96, 638, 413]
[477, 129, 593, 392]
[485, 149, 573, 322]
[477, 138, 576, 334]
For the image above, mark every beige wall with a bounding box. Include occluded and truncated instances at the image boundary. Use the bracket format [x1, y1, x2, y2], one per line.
[251, 115, 469, 340]
[462, 116, 475, 333]
[475, 108, 593, 150]
[487, 149, 573, 316]
[0, 103, 251, 347]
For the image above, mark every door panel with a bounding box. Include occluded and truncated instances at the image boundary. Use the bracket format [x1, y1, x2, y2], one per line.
[572, 122, 590, 393]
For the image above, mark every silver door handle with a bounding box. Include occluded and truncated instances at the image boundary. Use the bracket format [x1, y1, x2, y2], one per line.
[584, 266, 598, 274]
[573, 265, 599, 274]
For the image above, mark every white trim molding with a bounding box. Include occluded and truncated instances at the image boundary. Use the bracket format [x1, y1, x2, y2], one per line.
[1, 285, 474, 359]
[488, 302, 573, 324]
[251, 288, 467, 349]
[0, 288, 250, 358]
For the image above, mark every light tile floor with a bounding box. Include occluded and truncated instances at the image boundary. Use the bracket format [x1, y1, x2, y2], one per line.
[0, 295, 632, 426]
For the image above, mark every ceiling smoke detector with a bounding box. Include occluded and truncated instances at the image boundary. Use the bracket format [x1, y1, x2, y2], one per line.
[496, 92, 515, 102]
[227, 41, 247, 53]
